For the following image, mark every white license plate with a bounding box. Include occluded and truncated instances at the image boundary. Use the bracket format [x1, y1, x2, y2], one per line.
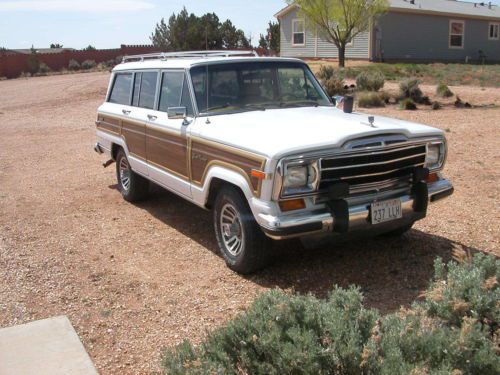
[371, 199, 402, 225]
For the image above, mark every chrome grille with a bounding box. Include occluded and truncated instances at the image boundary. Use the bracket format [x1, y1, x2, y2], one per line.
[319, 143, 427, 194]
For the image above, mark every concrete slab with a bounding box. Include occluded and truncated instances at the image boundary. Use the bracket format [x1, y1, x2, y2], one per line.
[0, 316, 98, 375]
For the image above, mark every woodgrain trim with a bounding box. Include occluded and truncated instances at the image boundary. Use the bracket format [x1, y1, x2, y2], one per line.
[190, 137, 267, 197]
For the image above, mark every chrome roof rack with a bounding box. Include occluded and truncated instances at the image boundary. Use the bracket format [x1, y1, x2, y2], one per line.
[122, 50, 259, 63]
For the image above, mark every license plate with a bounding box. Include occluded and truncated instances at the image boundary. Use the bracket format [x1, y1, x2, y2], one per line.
[371, 199, 402, 225]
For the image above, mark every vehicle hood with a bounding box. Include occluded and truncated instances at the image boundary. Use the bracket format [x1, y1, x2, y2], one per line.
[195, 106, 443, 160]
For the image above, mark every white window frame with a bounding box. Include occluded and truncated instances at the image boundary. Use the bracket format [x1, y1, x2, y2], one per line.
[449, 20, 465, 49]
[292, 18, 305, 47]
[488, 22, 499, 41]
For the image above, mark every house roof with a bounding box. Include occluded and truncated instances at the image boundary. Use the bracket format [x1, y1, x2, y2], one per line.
[275, 0, 500, 21]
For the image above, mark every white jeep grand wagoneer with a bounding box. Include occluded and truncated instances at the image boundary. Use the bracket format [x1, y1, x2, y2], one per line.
[94, 50, 454, 274]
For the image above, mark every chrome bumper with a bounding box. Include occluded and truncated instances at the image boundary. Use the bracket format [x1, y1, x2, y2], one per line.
[259, 179, 454, 240]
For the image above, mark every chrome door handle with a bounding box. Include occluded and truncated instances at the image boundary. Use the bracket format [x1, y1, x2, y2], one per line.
[122, 109, 131, 115]
[147, 114, 157, 121]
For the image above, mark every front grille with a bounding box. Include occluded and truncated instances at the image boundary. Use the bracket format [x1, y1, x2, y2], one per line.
[319, 143, 426, 195]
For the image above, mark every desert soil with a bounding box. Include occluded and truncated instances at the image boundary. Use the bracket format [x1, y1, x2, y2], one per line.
[0, 71, 498, 374]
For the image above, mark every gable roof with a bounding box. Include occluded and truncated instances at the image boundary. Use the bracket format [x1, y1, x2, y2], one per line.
[275, 1, 500, 21]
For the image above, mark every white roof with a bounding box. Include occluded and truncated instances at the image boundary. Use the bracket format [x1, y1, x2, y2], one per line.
[390, 0, 500, 20]
[113, 56, 304, 72]
[275, 0, 500, 20]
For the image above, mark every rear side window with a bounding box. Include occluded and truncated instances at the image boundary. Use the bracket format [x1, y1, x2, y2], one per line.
[159, 71, 194, 116]
[138, 71, 158, 110]
[108, 73, 132, 105]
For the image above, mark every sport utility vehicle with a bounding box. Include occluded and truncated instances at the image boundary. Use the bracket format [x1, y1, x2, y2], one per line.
[94, 51, 453, 273]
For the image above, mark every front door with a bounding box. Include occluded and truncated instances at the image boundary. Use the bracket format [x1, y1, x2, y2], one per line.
[146, 70, 194, 197]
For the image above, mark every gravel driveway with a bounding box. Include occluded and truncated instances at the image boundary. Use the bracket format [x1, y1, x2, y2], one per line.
[0, 72, 498, 374]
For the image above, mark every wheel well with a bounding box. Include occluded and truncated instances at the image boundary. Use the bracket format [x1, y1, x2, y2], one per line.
[111, 144, 121, 160]
[205, 178, 246, 209]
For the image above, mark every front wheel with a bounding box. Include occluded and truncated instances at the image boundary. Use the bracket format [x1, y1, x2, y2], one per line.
[213, 186, 272, 274]
[115, 149, 149, 202]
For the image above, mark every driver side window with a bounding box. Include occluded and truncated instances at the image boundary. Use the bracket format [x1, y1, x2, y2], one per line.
[278, 68, 318, 101]
[159, 71, 194, 116]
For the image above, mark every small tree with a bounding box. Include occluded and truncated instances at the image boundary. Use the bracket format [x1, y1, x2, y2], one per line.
[50, 43, 63, 48]
[27, 45, 40, 74]
[82, 45, 96, 51]
[291, 0, 388, 67]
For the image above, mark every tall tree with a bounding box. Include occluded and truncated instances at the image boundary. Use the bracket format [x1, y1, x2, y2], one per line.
[290, 0, 388, 67]
[50, 43, 63, 48]
[150, 8, 249, 51]
[258, 21, 280, 54]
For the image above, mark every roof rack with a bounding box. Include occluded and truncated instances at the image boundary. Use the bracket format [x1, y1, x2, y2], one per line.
[122, 50, 259, 63]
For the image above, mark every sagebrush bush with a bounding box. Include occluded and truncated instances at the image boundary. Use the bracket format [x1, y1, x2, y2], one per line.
[162, 254, 499, 375]
[316, 65, 346, 96]
[68, 59, 80, 71]
[357, 91, 385, 108]
[356, 70, 385, 91]
[437, 83, 454, 98]
[81, 60, 97, 70]
[399, 78, 423, 102]
[400, 98, 417, 110]
[38, 62, 50, 74]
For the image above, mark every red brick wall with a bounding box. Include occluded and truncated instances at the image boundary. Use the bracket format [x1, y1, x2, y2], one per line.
[0, 45, 159, 79]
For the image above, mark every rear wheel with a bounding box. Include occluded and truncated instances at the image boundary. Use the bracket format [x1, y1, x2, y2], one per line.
[213, 186, 272, 274]
[115, 149, 149, 202]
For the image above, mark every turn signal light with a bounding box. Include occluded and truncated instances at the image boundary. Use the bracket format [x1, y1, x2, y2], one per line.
[279, 199, 306, 212]
[426, 172, 439, 184]
[251, 169, 267, 180]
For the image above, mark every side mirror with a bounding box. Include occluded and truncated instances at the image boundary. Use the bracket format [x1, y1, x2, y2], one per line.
[167, 106, 187, 120]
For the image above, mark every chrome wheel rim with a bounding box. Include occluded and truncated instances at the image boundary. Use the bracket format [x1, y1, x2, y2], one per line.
[220, 203, 244, 257]
[119, 157, 131, 191]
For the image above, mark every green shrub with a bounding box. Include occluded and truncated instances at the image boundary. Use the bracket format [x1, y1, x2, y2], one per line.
[81, 59, 97, 70]
[400, 98, 417, 110]
[399, 78, 423, 102]
[68, 59, 80, 71]
[432, 101, 442, 110]
[357, 91, 385, 108]
[437, 83, 454, 98]
[378, 90, 391, 104]
[316, 65, 336, 81]
[161, 254, 499, 375]
[356, 70, 385, 91]
[316, 65, 346, 96]
[38, 62, 50, 74]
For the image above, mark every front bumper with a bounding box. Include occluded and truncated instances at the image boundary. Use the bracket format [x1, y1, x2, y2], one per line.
[259, 179, 454, 240]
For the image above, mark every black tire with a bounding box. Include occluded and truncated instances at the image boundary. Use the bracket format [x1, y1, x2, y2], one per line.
[381, 222, 414, 237]
[213, 186, 272, 274]
[115, 149, 149, 202]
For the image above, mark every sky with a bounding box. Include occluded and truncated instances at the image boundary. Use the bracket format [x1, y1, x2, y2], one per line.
[0, 0, 499, 49]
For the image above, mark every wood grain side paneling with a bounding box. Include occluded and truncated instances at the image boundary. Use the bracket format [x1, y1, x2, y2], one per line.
[121, 120, 146, 160]
[146, 126, 189, 179]
[190, 139, 266, 196]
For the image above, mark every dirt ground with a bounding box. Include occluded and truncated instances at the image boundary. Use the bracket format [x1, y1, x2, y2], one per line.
[0, 71, 498, 374]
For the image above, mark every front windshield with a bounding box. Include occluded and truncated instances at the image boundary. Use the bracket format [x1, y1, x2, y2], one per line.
[189, 61, 332, 115]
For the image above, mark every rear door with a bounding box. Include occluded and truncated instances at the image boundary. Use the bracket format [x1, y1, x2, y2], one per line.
[122, 70, 159, 176]
[146, 69, 194, 198]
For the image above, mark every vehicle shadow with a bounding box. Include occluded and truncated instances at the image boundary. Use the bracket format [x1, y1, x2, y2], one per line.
[135, 185, 491, 314]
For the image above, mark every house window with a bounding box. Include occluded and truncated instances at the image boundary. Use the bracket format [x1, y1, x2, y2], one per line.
[449, 20, 464, 49]
[292, 19, 305, 46]
[489, 23, 499, 40]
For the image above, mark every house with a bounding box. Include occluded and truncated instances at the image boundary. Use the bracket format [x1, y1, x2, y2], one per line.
[275, 0, 500, 63]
